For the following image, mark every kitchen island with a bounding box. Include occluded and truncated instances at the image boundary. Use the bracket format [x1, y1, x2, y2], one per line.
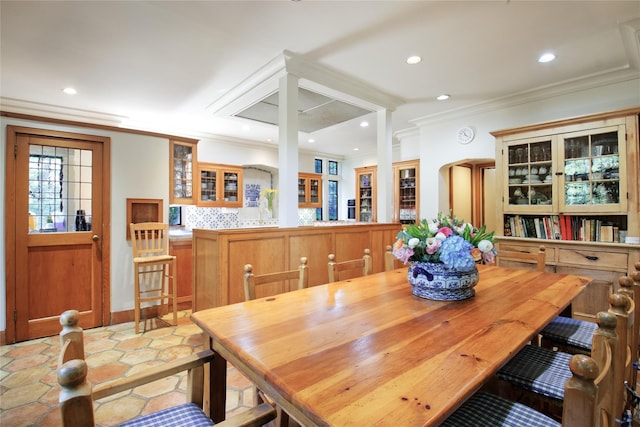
[192, 223, 401, 311]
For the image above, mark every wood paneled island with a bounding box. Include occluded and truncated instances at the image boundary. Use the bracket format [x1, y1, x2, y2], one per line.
[192, 223, 401, 311]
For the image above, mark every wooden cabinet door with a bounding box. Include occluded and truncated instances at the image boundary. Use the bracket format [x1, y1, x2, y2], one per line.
[170, 140, 197, 205]
[170, 239, 192, 310]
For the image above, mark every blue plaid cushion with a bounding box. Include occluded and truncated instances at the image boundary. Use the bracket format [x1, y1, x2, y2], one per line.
[120, 403, 213, 427]
[441, 392, 560, 427]
[496, 345, 572, 401]
[540, 316, 596, 351]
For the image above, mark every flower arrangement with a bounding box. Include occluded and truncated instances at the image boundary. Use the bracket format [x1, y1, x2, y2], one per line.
[260, 188, 277, 211]
[392, 213, 497, 271]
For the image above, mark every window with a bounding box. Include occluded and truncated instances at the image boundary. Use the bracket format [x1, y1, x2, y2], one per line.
[169, 206, 182, 226]
[28, 144, 93, 232]
[328, 180, 338, 220]
[328, 160, 338, 175]
[315, 158, 323, 174]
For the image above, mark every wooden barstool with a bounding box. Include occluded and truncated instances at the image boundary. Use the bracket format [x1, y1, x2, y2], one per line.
[129, 222, 177, 333]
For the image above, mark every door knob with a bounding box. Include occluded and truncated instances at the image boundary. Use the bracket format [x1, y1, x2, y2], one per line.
[92, 235, 99, 241]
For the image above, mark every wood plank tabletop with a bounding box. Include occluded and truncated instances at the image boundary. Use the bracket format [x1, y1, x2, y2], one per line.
[192, 264, 591, 426]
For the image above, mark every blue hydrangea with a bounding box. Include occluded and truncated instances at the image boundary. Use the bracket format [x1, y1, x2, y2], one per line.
[438, 235, 475, 271]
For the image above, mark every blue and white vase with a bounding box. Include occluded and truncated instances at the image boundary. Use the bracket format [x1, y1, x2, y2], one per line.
[408, 262, 479, 301]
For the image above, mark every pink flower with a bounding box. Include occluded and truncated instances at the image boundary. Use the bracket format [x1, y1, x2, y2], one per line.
[425, 237, 441, 254]
[437, 227, 453, 237]
[393, 246, 414, 264]
[482, 251, 495, 264]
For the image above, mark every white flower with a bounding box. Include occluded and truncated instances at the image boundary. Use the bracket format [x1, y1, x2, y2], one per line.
[478, 239, 494, 253]
[435, 232, 447, 241]
[408, 237, 420, 248]
[428, 221, 439, 234]
[456, 224, 471, 235]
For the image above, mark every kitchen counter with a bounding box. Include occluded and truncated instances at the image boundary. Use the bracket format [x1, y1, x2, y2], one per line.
[192, 222, 402, 311]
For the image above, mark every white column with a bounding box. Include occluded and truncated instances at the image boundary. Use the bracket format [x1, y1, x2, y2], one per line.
[278, 73, 299, 227]
[376, 109, 393, 223]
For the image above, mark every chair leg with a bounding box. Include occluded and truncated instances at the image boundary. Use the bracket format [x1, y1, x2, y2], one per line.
[134, 264, 141, 334]
[171, 258, 178, 327]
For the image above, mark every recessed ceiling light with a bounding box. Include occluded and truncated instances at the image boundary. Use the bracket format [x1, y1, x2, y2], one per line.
[406, 56, 422, 65]
[308, 138, 315, 143]
[538, 53, 556, 63]
[353, 148, 359, 151]
[360, 121, 369, 128]
[63, 87, 77, 95]
[437, 94, 450, 101]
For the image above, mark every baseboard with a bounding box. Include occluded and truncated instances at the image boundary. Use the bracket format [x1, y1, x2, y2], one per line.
[110, 303, 190, 325]
[0, 330, 5, 346]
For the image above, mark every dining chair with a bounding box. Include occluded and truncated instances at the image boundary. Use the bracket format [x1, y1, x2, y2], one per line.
[57, 310, 277, 427]
[384, 245, 396, 271]
[442, 312, 621, 427]
[494, 292, 632, 423]
[129, 222, 177, 334]
[540, 273, 638, 356]
[243, 257, 309, 301]
[242, 257, 309, 427]
[328, 249, 372, 282]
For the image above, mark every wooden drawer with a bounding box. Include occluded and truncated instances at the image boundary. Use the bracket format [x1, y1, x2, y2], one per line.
[557, 248, 628, 271]
[497, 242, 555, 263]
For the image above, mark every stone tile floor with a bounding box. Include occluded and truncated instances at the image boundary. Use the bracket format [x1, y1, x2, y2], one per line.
[0, 310, 256, 426]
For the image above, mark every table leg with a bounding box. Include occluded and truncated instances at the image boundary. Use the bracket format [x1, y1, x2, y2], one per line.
[204, 335, 227, 423]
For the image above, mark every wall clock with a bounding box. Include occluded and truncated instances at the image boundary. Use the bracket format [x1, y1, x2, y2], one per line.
[456, 126, 475, 144]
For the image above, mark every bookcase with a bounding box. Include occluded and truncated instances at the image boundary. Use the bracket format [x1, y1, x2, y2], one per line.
[492, 107, 640, 323]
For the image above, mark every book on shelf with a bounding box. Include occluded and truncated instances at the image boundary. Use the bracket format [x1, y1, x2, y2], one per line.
[503, 214, 624, 243]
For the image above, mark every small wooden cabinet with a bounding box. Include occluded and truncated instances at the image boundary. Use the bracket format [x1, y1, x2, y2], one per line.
[392, 160, 419, 224]
[197, 163, 243, 207]
[355, 166, 377, 223]
[169, 238, 192, 310]
[298, 173, 322, 208]
[169, 140, 198, 205]
[493, 107, 640, 322]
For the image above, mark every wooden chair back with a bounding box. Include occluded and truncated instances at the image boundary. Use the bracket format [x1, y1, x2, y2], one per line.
[563, 312, 619, 427]
[57, 310, 276, 427]
[385, 245, 396, 271]
[130, 222, 171, 258]
[243, 257, 309, 301]
[328, 249, 372, 282]
[496, 245, 546, 272]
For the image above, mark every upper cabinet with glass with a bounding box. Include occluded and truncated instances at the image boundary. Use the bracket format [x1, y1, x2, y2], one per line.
[298, 173, 322, 208]
[559, 127, 626, 213]
[502, 121, 628, 215]
[170, 140, 198, 205]
[197, 163, 243, 207]
[493, 108, 639, 244]
[392, 160, 419, 224]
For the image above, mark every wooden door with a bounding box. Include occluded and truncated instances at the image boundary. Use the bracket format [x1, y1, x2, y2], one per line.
[5, 126, 110, 342]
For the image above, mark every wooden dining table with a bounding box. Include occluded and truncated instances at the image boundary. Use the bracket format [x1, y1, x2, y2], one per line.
[191, 264, 591, 426]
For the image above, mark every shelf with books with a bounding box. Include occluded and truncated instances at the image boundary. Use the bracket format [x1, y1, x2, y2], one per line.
[503, 214, 627, 243]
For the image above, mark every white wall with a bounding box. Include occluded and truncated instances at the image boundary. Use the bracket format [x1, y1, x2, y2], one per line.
[410, 78, 640, 220]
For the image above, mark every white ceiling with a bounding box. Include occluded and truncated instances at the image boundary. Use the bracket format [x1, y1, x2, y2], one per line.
[1, 1, 639, 158]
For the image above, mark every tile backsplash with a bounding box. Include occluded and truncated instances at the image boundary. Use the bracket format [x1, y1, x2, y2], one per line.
[184, 205, 316, 229]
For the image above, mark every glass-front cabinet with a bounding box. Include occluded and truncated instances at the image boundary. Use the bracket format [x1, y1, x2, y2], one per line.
[298, 173, 322, 208]
[504, 124, 626, 214]
[170, 140, 198, 205]
[559, 126, 626, 213]
[355, 166, 377, 223]
[197, 163, 243, 207]
[392, 160, 419, 224]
